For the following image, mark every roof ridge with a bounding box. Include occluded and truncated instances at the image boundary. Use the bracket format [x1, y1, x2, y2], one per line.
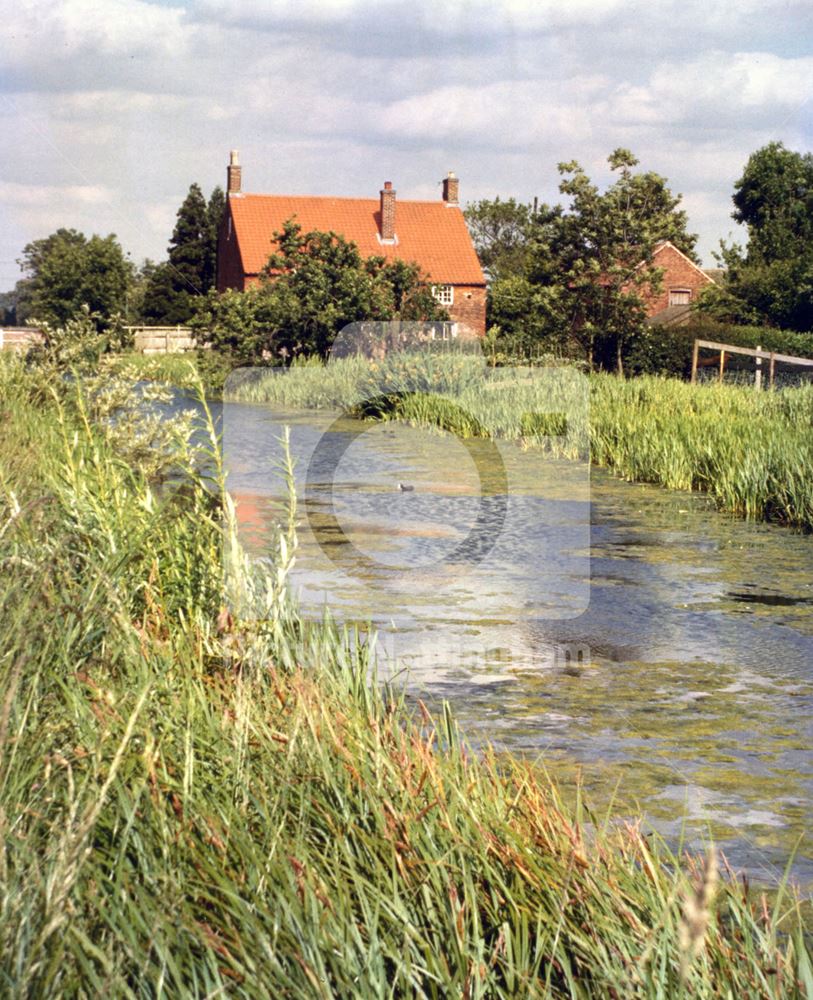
[238, 192, 453, 207]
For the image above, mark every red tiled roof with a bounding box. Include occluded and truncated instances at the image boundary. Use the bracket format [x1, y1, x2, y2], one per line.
[228, 193, 485, 286]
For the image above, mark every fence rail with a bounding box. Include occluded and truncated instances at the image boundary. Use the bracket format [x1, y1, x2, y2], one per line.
[691, 339, 813, 388]
[0, 327, 44, 352]
[125, 326, 196, 355]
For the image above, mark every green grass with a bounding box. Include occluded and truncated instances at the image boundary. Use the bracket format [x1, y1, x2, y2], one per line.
[590, 376, 813, 526]
[1, 352, 812, 996]
[105, 350, 234, 392]
[105, 350, 201, 382]
[230, 353, 813, 529]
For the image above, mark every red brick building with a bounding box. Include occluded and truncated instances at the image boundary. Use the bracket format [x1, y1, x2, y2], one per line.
[216, 151, 486, 337]
[639, 241, 717, 324]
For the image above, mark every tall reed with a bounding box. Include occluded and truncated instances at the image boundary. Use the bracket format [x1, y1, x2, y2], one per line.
[232, 354, 813, 529]
[1, 353, 811, 996]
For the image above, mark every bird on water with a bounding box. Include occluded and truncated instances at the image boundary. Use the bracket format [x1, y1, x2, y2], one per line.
[397, 483, 415, 492]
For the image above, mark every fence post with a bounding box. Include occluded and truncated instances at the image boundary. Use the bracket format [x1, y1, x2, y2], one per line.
[769, 353, 776, 389]
[691, 339, 699, 383]
[755, 344, 762, 390]
[719, 349, 726, 383]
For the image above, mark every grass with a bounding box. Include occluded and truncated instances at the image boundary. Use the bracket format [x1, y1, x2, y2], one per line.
[1, 352, 812, 996]
[104, 350, 201, 382]
[105, 350, 233, 392]
[230, 353, 813, 529]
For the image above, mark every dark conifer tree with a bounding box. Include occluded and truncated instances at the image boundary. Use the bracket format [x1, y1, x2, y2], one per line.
[142, 183, 218, 323]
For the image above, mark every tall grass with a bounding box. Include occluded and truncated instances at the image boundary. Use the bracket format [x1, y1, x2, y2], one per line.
[232, 353, 813, 529]
[590, 376, 813, 526]
[1, 353, 812, 996]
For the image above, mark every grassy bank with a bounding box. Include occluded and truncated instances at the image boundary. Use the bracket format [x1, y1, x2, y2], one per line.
[2, 354, 812, 996]
[105, 350, 232, 393]
[230, 354, 813, 529]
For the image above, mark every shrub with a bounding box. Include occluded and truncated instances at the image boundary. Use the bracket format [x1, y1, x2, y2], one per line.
[627, 319, 813, 378]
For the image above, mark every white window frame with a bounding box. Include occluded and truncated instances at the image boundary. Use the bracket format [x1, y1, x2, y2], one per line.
[431, 284, 454, 306]
[668, 288, 691, 306]
[429, 322, 457, 341]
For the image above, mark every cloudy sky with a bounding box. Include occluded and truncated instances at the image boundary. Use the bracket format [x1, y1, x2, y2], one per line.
[2, 0, 812, 289]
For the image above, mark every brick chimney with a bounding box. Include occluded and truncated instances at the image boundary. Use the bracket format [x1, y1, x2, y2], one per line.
[442, 170, 459, 206]
[227, 150, 242, 195]
[379, 181, 396, 242]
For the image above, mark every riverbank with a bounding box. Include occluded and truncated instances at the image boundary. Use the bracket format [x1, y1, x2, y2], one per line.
[229, 354, 813, 530]
[1, 357, 811, 995]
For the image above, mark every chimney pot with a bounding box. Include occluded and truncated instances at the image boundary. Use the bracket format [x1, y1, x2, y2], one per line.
[380, 181, 396, 241]
[227, 149, 242, 195]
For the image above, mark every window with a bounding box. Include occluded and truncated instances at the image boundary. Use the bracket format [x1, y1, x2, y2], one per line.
[429, 322, 457, 341]
[431, 284, 454, 306]
[669, 288, 691, 306]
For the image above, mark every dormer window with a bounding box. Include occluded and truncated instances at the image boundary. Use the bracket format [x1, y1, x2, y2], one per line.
[431, 284, 454, 306]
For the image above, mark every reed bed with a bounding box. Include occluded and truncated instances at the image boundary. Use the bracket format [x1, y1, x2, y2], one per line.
[590, 376, 813, 527]
[232, 354, 813, 529]
[1, 353, 812, 997]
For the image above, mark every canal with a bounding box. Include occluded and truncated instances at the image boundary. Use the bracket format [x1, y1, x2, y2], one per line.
[222, 402, 813, 890]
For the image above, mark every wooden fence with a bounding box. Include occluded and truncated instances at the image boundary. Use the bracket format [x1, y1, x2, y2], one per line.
[0, 327, 44, 352]
[691, 339, 813, 388]
[126, 326, 196, 355]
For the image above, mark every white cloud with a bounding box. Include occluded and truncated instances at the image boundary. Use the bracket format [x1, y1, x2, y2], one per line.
[611, 51, 813, 128]
[0, 0, 811, 273]
[379, 77, 606, 146]
[0, 180, 112, 207]
[3, 0, 189, 64]
[196, 0, 626, 34]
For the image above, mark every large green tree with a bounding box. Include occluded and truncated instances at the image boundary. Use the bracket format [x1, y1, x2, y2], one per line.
[142, 183, 224, 323]
[464, 197, 535, 281]
[520, 149, 697, 371]
[15, 228, 133, 328]
[732, 142, 813, 261]
[193, 220, 446, 361]
[701, 143, 813, 331]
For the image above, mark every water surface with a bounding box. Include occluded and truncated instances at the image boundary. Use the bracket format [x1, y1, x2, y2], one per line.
[224, 403, 813, 890]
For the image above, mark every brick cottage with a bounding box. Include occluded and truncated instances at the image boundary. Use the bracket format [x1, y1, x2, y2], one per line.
[216, 152, 486, 337]
[639, 241, 717, 326]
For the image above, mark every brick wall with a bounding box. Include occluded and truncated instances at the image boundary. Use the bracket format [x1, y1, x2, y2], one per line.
[639, 243, 714, 317]
[450, 285, 486, 337]
[216, 205, 247, 292]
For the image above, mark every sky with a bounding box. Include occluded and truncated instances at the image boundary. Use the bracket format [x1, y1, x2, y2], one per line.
[2, 0, 813, 290]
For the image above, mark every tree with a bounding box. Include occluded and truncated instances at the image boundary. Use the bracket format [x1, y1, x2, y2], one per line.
[0, 288, 18, 325]
[205, 186, 226, 290]
[464, 197, 534, 280]
[140, 262, 186, 324]
[193, 220, 447, 361]
[524, 149, 698, 372]
[732, 142, 813, 263]
[142, 183, 222, 323]
[16, 228, 133, 328]
[704, 143, 813, 331]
